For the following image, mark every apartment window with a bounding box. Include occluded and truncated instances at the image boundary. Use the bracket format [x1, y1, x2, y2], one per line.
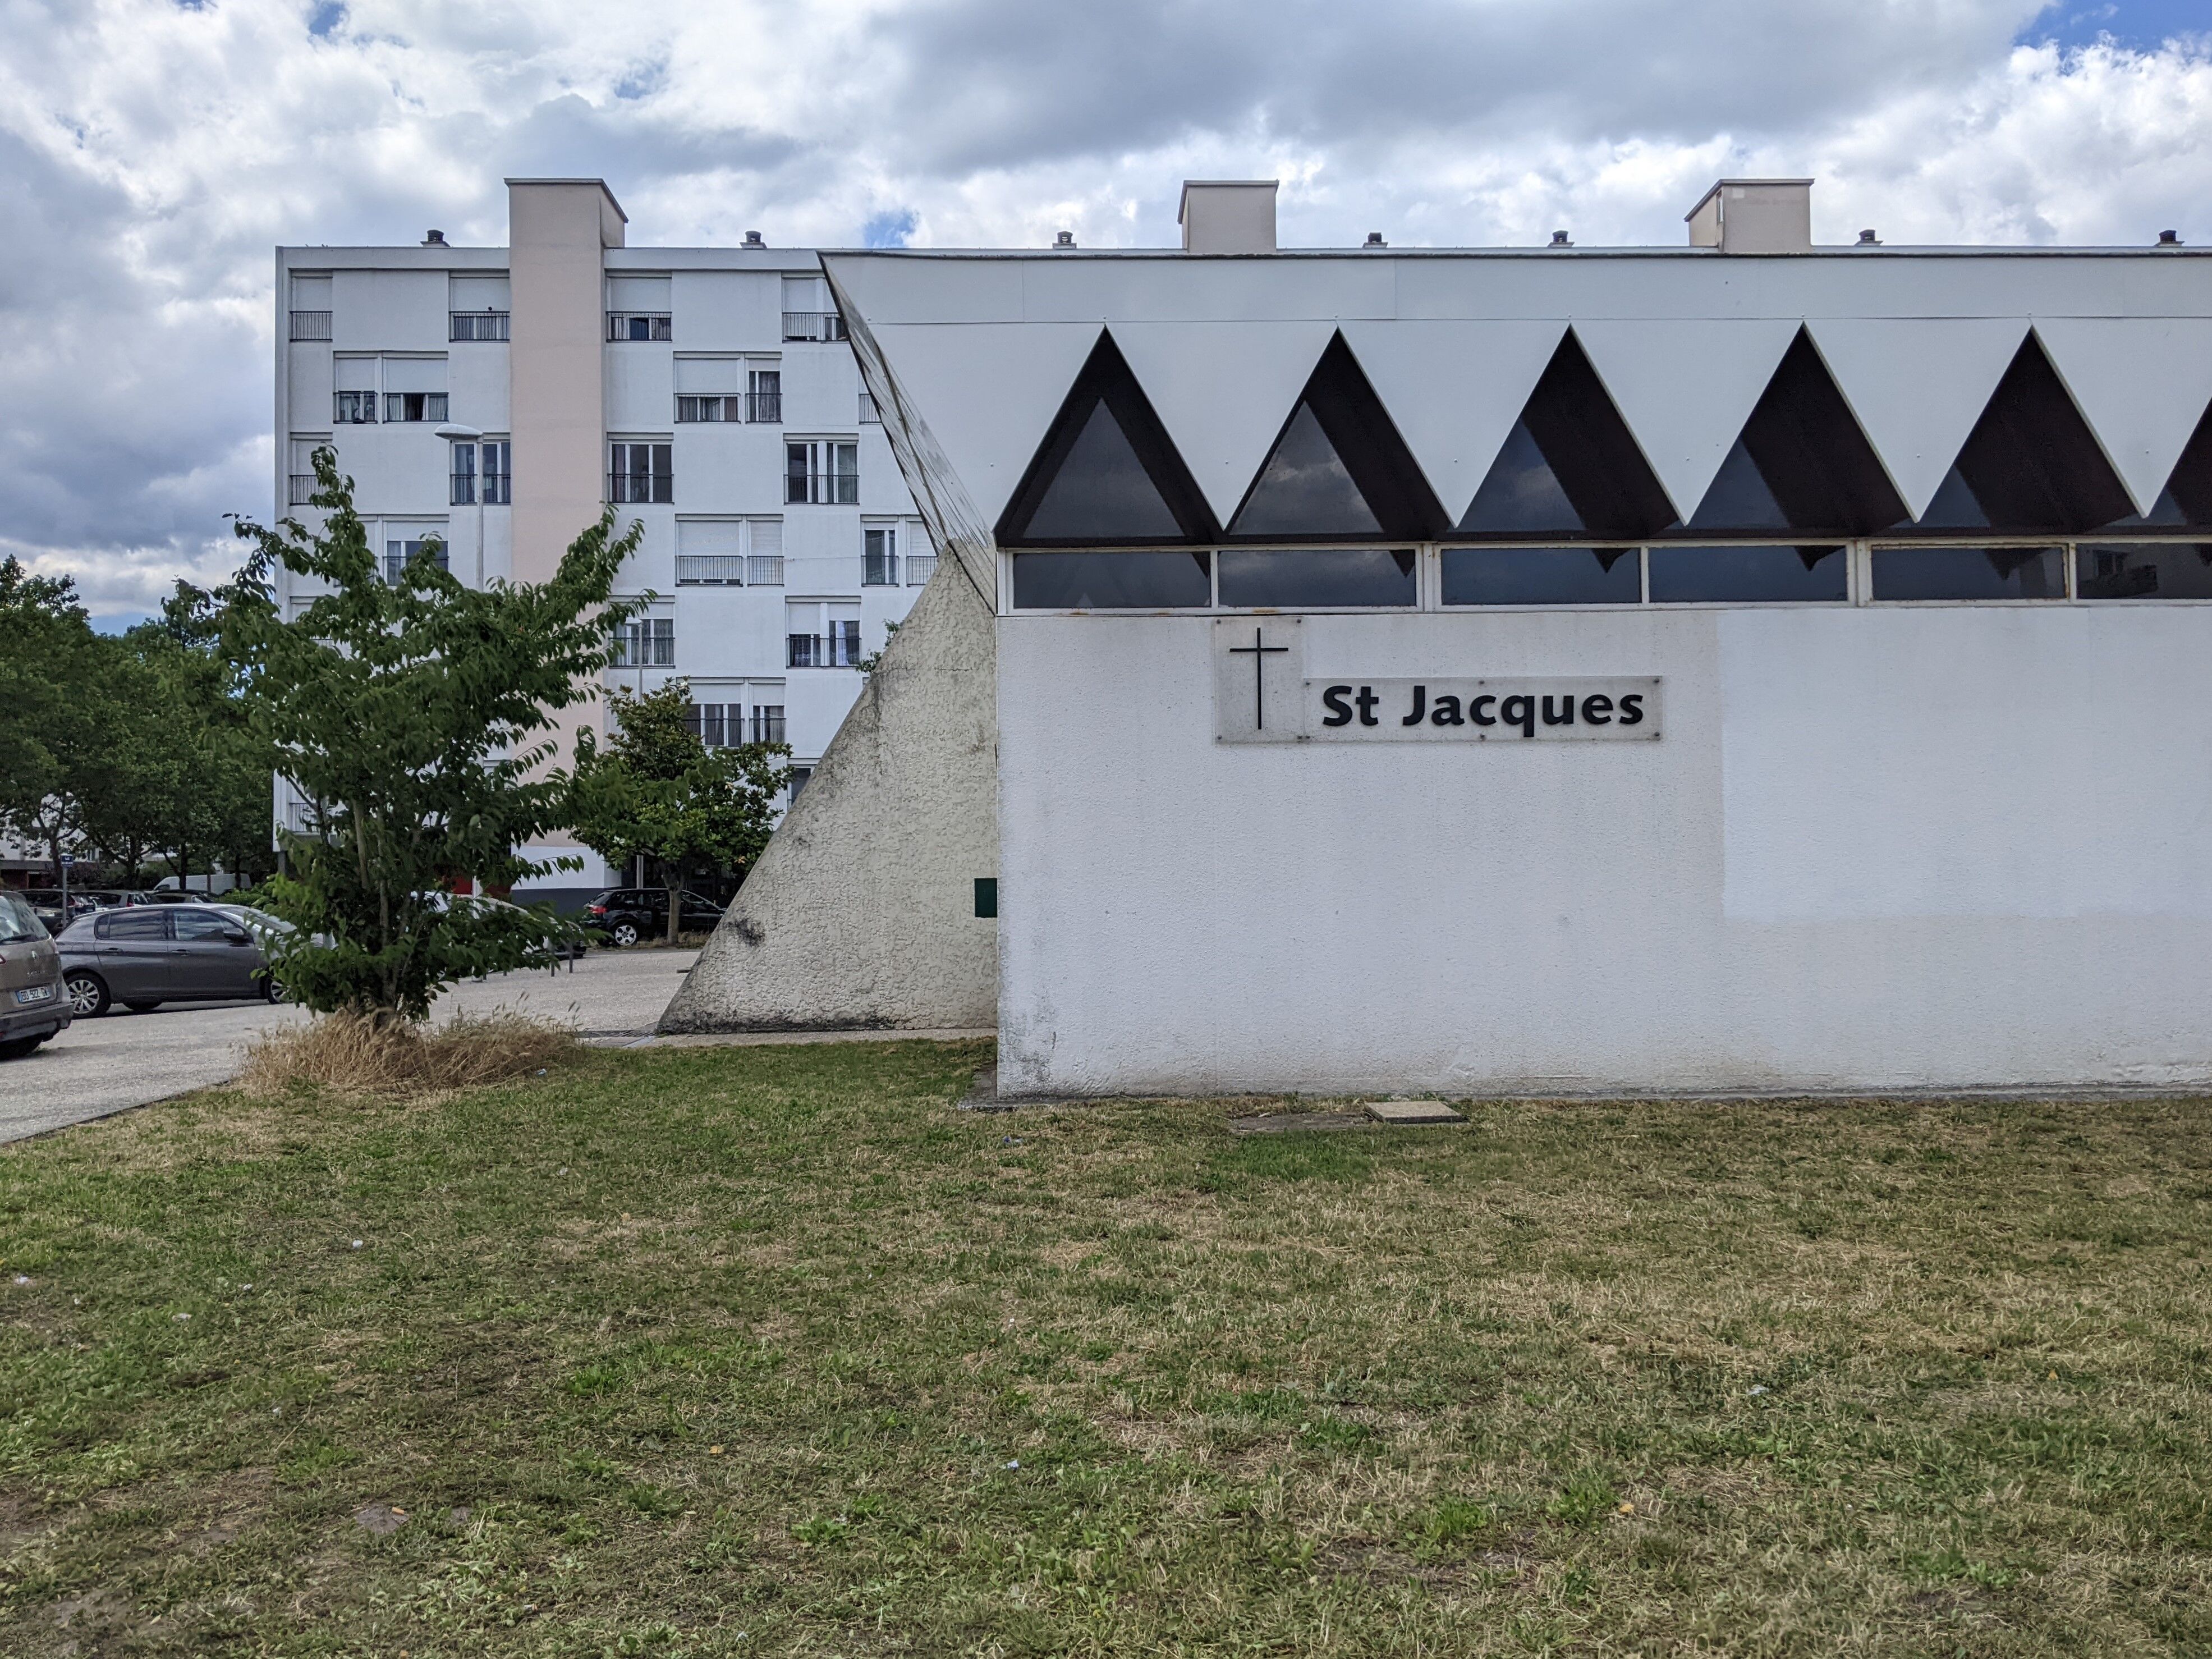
[788, 766, 813, 800]
[748, 369, 782, 424]
[614, 617, 675, 667]
[610, 442, 673, 505]
[864, 524, 898, 586]
[481, 441, 510, 505]
[859, 391, 880, 423]
[290, 310, 332, 341]
[2077, 542, 2212, 599]
[608, 312, 672, 342]
[383, 536, 448, 583]
[787, 441, 858, 505]
[1869, 546, 2067, 602]
[450, 311, 510, 342]
[334, 391, 377, 424]
[687, 702, 738, 748]
[781, 276, 846, 342]
[676, 395, 736, 423]
[449, 441, 511, 506]
[749, 519, 784, 586]
[382, 392, 449, 423]
[750, 705, 786, 745]
[787, 620, 861, 668]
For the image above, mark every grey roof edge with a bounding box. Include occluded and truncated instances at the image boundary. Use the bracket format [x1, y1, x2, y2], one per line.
[820, 244, 2210, 259]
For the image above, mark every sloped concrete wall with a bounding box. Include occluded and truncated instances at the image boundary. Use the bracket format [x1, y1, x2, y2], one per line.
[658, 562, 996, 1032]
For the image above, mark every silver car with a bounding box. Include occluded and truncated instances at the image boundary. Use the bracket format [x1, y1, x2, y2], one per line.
[0, 890, 70, 1056]
[56, 904, 287, 1018]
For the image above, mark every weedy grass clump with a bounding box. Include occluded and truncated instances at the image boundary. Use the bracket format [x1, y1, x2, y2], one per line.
[236, 1008, 582, 1097]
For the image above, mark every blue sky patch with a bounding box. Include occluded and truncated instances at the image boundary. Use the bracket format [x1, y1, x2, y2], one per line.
[864, 209, 919, 249]
[2028, 0, 2210, 51]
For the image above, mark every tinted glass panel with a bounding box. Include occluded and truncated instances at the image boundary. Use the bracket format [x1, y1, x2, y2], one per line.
[1899, 336, 2132, 533]
[97, 910, 168, 940]
[1648, 545, 1847, 603]
[1441, 546, 1639, 606]
[1218, 548, 1414, 608]
[1458, 420, 1585, 535]
[1459, 333, 1676, 539]
[1012, 551, 1211, 609]
[1231, 404, 1381, 537]
[1686, 331, 1906, 534]
[2076, 542, 2212, 599]
[1021, 400, 1183, 541]
[1871, 546, 2065, 600]
[172, 910, 235, 940]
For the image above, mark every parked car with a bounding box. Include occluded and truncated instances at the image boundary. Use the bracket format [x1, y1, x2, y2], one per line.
[19, 889, 98, 936]
[56, 903, 286, 1018]
[420, 891, 589, 963]
[581, 888, 726, 947]
[0, 890, 70, 1056]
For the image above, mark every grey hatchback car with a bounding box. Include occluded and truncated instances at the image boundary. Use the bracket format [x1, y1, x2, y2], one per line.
[0, 890, 70, 1056]
[57, 903, 286, 1018]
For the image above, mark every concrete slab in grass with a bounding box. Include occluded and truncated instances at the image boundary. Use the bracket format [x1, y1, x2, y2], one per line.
[1363, 1099, 1467, 1126]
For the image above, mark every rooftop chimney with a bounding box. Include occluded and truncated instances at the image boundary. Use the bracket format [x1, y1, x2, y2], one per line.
[423, 228, 448, 246]
[1179, 180, 1278, 254]
[1054, 230, 1077, 249]
[1685, 179, 1813, 254]
[743, 230, 765, 249]
[1363, 231, 1387, 249]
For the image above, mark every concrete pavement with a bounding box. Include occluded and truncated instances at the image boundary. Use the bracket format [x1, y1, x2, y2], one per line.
[0, 948, 700, 1144]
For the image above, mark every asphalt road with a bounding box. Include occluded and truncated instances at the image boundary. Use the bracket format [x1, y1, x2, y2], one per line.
[0, 947, 701, 1144]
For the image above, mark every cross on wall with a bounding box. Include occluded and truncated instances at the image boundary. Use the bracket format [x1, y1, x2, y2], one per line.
[1227, 626, 1289, 730]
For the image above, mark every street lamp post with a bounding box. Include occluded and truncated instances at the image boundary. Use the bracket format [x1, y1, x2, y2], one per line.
[434, 422, 485, 587]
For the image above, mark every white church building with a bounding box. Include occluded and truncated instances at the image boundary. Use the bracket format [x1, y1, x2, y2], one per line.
[650, 178, 2212, 1097]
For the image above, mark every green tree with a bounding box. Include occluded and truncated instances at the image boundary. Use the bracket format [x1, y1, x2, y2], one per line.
[570, 678, 791, 942]
[84, 583, 276, 892]
[223, 450, 645, 1021]
[0, 557, 117, 877]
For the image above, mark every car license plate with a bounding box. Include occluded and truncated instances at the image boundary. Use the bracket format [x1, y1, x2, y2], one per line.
[14, 983, 54, 1004]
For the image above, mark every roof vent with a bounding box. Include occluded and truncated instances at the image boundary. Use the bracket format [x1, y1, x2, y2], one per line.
[1178, 180, 1277, 253]
[743, 230, 765, 249]
[1686, 178, 1813, 253]
[1363, 231, 1387, 249]
[422, 229, 448, 246]
[1054, 230, 1077, 249]
[2159, 229, 2183, 246]
[1548, 230, 1572, 248]
[1857, 228, 1881, 245]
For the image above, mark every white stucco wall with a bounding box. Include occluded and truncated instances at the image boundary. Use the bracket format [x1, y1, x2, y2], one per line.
[996, 606, 2212, 1097]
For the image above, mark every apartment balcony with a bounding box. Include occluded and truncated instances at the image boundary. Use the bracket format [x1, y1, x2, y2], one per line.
[452, 473, 512, 507]
[787, 629, 862, 668]
[746, 391, 782, 423]
[675, 556, 745, 586]
[288, 474, 315, 506]
[782, 311, 847, 343]
[905, 553, 937, 586]
[864, 552, 899, 586]
[747, 555, 784, 586]
[609, 473, 674, 505]
[290, 310, 332, 341]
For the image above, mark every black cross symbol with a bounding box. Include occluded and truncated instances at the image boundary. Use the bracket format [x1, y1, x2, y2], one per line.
[1228, 626, 1289, 730]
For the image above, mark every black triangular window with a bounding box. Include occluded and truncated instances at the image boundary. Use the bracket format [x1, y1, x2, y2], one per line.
[1898, 333, 2134, 532]
[999, 332, 1215, 546]
[1456, 331, 1675, 539]
[1687, 330, 1906, 534]
[2104, 400, 2212, 529]
[1228, 334, 1442, 539]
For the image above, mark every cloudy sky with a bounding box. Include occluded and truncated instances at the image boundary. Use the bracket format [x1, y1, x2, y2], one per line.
[2, 0, 2208, 627]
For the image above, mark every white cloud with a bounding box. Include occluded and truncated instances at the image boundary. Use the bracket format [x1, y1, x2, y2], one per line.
[0, 0, 2208, 604]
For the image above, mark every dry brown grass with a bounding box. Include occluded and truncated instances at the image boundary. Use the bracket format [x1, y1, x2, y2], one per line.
[235, 1008, 583, 1098]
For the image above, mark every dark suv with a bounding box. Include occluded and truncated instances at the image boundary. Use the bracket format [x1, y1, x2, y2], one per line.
[582, 888, 725, 947]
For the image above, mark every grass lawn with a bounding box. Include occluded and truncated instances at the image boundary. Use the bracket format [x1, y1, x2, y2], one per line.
[3, 1042, 2210, 1655]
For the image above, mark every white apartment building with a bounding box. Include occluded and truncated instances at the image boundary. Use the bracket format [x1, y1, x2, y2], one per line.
[273, 178, 930, 905]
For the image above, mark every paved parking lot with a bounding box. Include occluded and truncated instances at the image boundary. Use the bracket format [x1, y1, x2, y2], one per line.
[0, 948, 700, 1144]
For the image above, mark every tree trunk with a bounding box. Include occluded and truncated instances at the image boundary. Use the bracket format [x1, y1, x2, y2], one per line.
[665, 872, 682, 944]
